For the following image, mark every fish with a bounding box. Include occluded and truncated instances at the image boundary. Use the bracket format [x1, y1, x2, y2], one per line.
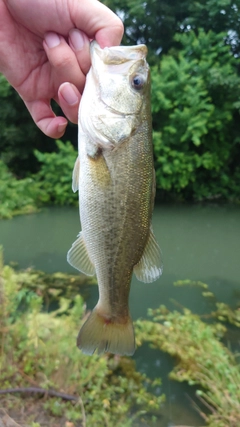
[67, 41, 162, 356]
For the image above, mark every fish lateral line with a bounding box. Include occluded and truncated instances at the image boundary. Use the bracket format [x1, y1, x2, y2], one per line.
[67, 41, 162, 357]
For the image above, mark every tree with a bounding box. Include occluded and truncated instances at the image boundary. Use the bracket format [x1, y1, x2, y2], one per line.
[151, 30, 240, 199]
[186, 0, 240, 57]
[0, 75, 77, 177]
[0, 75, 54, 177]
[103, 0, 190, 60]
[103, 0, 240, 58]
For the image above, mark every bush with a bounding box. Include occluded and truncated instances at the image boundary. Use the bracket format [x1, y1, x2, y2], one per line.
[0, 160, 39, 219]
[152, 29, 240, 200]
[34, 140, 78, 206]
[0, 139, 78, 219]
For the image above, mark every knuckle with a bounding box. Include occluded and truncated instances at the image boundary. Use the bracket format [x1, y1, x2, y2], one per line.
[114, 18, 124, 40]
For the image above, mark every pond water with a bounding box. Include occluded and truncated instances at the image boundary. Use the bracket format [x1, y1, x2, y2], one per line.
[1, 203, 240, 426]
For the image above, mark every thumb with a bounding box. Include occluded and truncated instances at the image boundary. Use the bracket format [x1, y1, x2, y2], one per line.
[70, 0, 124, 47]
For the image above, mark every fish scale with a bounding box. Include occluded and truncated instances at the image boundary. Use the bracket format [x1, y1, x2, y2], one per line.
[67, 42, 163, 356]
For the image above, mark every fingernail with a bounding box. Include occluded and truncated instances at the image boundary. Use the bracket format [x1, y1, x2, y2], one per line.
[69, 29, 86, 51]
[45, 32, 61, 48]
[58, 122, 67, 134]
[60, 82, 79, 105]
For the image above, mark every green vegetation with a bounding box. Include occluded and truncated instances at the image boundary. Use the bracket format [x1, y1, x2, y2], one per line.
[34, 140, 78, 206]
[0, 249, 164, 427]
[136, 281, 240, 427]
[0, 249, 239, 427]
[103, 0, 240, 58]
[1, 0, 240, 208]
[0, 159, 40, 219]
[0, 140, 77, 219]
[0, 75, 53, 177]
[152, 30, 240, 200]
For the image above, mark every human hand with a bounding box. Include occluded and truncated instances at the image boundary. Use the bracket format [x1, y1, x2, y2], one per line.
[0, 0, 123, 138]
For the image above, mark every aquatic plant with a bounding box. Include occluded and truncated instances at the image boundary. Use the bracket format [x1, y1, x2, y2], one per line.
[135, 281, 240, 427]
[0, 248, 164, 426]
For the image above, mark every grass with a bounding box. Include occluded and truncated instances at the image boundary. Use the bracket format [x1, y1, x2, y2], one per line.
[0, 248, 164, 427]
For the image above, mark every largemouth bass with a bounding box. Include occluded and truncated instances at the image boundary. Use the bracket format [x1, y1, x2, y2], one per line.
[67, 42, 162, 356]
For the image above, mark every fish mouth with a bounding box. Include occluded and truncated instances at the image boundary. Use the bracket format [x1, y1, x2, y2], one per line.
[90, 41, 148, 67]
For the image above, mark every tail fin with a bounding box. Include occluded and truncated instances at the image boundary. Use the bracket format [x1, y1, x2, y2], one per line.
[77, 308, 135, 356]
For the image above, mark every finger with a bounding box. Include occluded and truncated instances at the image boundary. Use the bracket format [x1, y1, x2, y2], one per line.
[69, 29, 91, 75]
[43, 32, 86, 93]
[25, 98, 68, 138]
[70, 0, 124, 48]
[95, 22, 124, 49]
[58, 82, 81, 124]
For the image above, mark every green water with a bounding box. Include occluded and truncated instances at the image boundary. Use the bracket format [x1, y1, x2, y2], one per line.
[1, 203, 240, 426]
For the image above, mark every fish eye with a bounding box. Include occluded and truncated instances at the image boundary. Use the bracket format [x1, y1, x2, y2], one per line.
[131, 74, 145, 90]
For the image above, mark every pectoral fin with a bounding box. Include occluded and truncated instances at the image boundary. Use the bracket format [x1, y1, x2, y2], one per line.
[67, 232, 95, 276]
[134, 226, 163, 283]
[72, 156, 80, 193]
[88, 152, 111, 188]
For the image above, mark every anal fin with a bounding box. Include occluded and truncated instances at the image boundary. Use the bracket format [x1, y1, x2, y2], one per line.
[67, 232, 95, 276]
[134, 226, 163, 283]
